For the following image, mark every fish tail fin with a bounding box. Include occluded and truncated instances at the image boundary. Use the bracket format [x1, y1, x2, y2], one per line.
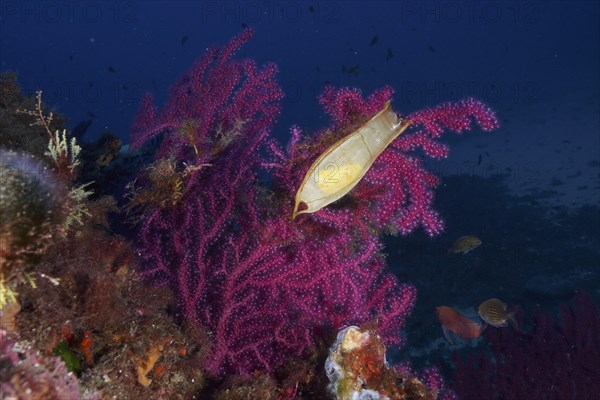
[442, 326, 458, 345]
[507, 305, 522, 332]
[480, 321, 488, 333]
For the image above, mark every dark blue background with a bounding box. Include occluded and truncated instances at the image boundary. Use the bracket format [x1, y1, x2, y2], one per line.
[1, 1, 598, 203]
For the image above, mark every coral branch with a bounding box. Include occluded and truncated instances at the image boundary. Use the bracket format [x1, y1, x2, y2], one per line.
[131, 32, 499, 377]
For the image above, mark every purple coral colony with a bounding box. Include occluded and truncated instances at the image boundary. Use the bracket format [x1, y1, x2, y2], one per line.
[1, 29, 598, 400]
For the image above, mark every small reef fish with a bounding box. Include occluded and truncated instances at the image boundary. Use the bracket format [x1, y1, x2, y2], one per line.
[436, 306, 483, 344]
[341, 64, 361, 75]
[370, 35, 379, 46]
[71, 119, 92, 140]
[448, 235, 481, 254]
[386, 47, 394, 63]
[477, 298, 519, 329]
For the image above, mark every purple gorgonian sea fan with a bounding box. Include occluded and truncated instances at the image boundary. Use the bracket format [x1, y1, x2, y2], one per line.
[129, 29, 498, 376]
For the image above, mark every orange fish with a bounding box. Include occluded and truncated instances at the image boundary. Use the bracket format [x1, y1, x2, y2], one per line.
[435, 306, 483, 344]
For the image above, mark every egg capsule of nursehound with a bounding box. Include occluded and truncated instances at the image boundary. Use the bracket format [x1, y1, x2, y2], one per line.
[292, 101, 412, 219]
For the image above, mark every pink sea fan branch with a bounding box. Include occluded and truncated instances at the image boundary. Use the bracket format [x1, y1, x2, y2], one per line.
[270, 87, 499, 236]
[130, 28, 283, 163]
[132, 33, 499, 377]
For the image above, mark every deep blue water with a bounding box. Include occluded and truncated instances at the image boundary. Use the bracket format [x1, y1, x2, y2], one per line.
[2, 0, 599, 396]
[2, 4, 597, 139]
[2, 1, 598, 203]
